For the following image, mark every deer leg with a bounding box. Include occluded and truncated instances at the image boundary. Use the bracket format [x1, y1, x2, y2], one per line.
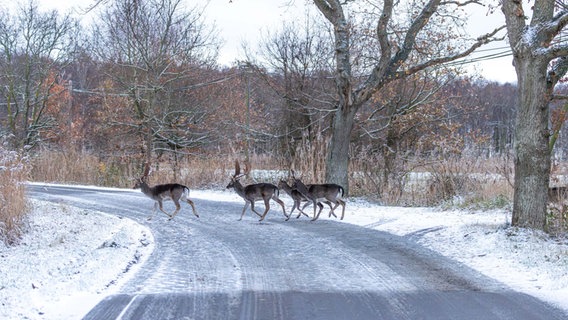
[298, 201, 310, 218]
[287, 201, 297, 220]
[169, 200, 182, 220]
[239, 202, 251, 221]
[186, 199, 199, 218]
[181, 193, 199, 218]
[249, 201, 264, 218]
[338, 199, 346, 220]
[296, 202, 309, 219]
[312, 202, 324, 221]
[301, 201, 316, 219]
[310, 199, 319, 221]
[327, 201, 338, 218]
[258, 198, 271, 222]
[179, 192, 199, 218]
[272, 195, 288, 220]
[148, 202, 159, 220]
[157, 200, 173, 219]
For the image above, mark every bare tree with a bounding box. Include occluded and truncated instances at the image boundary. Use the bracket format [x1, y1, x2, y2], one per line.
[248, 16, 336, 167]
[501, 0, 568, 230]
[90, 0, 221, 166]
[0, 1, 78, 149]
[312, 0, 505, 194]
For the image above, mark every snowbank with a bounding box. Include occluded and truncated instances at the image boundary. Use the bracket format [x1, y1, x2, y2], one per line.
[0, 200, 154, 320]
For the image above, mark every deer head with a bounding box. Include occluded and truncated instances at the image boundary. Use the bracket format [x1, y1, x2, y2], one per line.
[227, 160, 250, 188]
[134, 162, 152, 189]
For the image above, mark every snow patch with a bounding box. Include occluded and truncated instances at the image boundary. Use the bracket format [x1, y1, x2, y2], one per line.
[0, 199, 154, 320]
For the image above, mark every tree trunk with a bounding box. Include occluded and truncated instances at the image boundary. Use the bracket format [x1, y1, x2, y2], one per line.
[512, 59, 551, 230]
[314, 0, 507, 198]
[325, 105, 357, 195]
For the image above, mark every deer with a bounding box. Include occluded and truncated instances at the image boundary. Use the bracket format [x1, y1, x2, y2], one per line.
[133, 163, 199, 221]
[291, 172, 346, 221]
[277, 179, 316, 220]
[301, 183, 346, 220]
[226, 160, 288, 221]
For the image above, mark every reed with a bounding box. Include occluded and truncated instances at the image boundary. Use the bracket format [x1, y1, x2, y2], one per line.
[0, 147, 29, 246]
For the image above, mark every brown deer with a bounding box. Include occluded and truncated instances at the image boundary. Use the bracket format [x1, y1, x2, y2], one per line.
[291, 172, 346, 221]
[226, 160, 288, 221]
[302, 184, 346, 220]
[134, 163, 199, 221]
[278, 179, 315, 220]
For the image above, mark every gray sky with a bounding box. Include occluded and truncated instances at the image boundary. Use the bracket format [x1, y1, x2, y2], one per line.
[4, 0, 516, 83]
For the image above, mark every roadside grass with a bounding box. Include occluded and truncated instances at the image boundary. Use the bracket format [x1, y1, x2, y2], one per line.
[23, 148, 568, 237]
[29, 149, 514, 207]
[0, 147, 29, 246]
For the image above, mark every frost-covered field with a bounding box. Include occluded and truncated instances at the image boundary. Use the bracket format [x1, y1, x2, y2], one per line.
[1, 187, 567, 319]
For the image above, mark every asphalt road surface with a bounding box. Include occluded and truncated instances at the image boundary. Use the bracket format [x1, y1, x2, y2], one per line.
[28, 184, 567, 320]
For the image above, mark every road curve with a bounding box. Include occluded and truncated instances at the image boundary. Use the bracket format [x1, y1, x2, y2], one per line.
[28, 184, 567, 320]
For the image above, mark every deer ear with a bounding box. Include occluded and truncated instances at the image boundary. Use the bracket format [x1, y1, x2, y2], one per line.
[291, 169, 298, 180]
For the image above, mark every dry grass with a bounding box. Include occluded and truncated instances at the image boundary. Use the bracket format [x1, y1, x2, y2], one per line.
[29, 150, 279, 189]
[348, 150, 514, 208]
[547, 204, 568, 237]
[0, 147, 29, 246]
[151, 156, 233, 188]
[30, 149, 141, 188]
[27, 148, 568, 238]
[29, 148, 515, 209]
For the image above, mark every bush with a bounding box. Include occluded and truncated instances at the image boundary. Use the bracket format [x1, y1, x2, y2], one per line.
[0, 146, 29, 246]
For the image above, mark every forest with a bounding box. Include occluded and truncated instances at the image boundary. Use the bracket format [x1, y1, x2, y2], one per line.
[2, 0, 568, 243]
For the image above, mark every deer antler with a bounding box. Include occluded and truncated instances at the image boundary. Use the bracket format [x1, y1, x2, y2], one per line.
[233, 159, 252, 180]
[234, 159, 240, 177]
[141, 162, 151, 181]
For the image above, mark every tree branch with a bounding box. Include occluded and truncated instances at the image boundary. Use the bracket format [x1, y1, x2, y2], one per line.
[390, 0, 442, 70]
[547, 56, 568, 87]
[501, 0, 527, 49]
[376, 0, 394, 72]
[398, 25, 506, 77]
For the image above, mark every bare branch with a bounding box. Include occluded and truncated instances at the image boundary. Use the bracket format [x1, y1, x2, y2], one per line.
[397, 25, 506, 78]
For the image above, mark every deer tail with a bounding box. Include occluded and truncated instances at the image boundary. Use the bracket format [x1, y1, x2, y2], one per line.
[183, 186, 191, 197]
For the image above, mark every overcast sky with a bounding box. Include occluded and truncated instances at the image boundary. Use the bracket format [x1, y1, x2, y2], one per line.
[2, 0, 516, 83]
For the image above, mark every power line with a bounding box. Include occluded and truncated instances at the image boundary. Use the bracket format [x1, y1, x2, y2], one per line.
[444, 49, 514, 68]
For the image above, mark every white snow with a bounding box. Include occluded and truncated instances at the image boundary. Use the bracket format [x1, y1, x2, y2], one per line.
[0, 197, 154, 320]
[1, 186, 567, 319]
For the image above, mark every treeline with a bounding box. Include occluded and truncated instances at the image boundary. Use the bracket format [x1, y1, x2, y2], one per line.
[2, 0, 565, 198]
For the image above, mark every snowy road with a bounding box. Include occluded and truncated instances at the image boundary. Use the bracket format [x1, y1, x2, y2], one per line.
[28, 185, 566, 320]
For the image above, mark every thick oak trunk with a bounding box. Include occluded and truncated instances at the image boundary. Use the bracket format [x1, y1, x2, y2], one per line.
[325, 105, 357, 195]
[511, 59, 551, 230]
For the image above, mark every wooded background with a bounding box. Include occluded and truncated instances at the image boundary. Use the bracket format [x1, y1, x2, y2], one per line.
[1, 0, 567, 205]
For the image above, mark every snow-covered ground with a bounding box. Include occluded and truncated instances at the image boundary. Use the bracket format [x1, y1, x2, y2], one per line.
[1, 187, 567, 319]
[0, 198, 155, 320]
